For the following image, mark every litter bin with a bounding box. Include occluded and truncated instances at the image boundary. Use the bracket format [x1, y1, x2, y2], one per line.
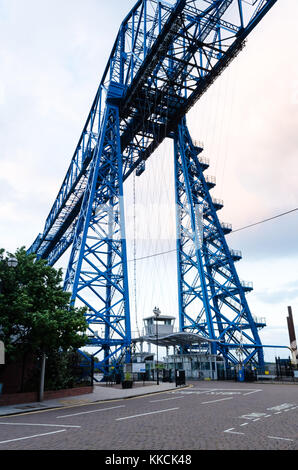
[237, 368, 245, 382]
[175, 370, 186, 387]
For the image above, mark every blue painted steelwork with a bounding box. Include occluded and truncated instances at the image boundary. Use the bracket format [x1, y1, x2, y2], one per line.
[63, 101, 132, 372]
[28, 0, 278, 370]
[174, 119, 264, 367]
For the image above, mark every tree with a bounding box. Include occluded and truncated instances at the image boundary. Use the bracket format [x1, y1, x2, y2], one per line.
[0, 247, 88, 362]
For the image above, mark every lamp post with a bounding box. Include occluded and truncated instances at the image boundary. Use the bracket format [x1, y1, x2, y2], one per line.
[7, 256, 18, 268]
[0, 256, 18, 291]
[153, 307, 161, 385]
[236, 313, 245, 382]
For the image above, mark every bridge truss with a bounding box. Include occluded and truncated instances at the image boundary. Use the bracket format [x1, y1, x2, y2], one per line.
[29, 0, 278, 372]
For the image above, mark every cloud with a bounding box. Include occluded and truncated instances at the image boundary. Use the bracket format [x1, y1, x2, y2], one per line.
[187, 0, 298, 266]
[0, 0, 297, 355]
[227, 209, 298, 261]
[0, 179, 16, 202]
[0, 0, 137, 251]
[255, 282, 298, 305]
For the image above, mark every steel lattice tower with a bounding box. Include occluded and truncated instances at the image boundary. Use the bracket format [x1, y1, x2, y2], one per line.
[174, 120, 264, 366]
[29, 0, 278, 373]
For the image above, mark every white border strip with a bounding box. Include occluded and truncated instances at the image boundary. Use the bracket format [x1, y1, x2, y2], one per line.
[116, 407, 179, 421]
[0, 429, 66, 445]
[201, 397, 234, 404]
[0, 422, 80, 428]
[57, 405, 125, 419]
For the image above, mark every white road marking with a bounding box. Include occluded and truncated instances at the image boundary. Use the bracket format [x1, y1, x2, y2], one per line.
[56, 405, 125, 419]
[150, 396, 185, 403]
[268, 403, 295, 412]
[223, 428, 245, 435]
[0, 422, 80, 428]
[197, 388, 256, 392]
[0, 429, 66, 445]
[243, 390, 262, 396]
[173, 388, 261, 397]
[224, 401, 298, 439]
[239, 412, 266, 420]
[201, 397, 234, 404]
[116, 407, 179, 421]
[267, 436, 294, 442]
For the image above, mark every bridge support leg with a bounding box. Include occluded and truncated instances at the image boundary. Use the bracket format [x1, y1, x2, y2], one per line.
[64, 103, 131, 373]
[173, 118, 264, 369]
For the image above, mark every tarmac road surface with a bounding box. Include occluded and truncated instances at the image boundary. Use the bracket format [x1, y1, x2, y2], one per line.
[0, 381, 297, 452]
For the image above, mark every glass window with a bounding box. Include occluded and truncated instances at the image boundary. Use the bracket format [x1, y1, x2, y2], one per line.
[202, 362, 210, 370]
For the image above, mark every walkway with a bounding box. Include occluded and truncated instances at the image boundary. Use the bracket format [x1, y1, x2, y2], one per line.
[0, 381, 185, 417]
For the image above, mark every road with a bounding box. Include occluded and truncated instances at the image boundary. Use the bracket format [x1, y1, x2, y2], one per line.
[0, 381, 297, 453]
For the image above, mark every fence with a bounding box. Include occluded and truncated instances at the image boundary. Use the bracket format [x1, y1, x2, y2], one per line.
[217, 358, 298, 383]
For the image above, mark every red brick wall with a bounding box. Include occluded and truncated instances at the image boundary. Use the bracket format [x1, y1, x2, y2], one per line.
[0, 355, 36, 394]
[0, 385, 93, 407]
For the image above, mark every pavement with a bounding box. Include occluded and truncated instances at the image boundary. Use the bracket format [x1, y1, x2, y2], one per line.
[0, 381, 187, 417]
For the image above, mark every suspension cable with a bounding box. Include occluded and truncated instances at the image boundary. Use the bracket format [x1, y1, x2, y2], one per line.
[133, 170, 141, 337]
[128, 206, 298, 263]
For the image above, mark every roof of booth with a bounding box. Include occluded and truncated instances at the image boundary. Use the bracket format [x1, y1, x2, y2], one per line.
[133, 331, 218, 347]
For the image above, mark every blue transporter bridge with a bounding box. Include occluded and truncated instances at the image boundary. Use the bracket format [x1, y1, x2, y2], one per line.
[28, 0, 278, 375]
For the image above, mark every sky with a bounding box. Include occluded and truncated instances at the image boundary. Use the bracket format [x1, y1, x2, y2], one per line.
[0, 0, 297, 363]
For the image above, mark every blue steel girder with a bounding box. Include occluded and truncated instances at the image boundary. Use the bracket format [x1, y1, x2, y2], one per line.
[63, 103, 132, 372]
[29, 0, 277, 266]
[174, 119, 264, 367]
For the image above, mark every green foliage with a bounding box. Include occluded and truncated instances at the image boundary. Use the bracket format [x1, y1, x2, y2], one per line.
[125, 372, 132, 381]
[22, 350, 87, 392]
[0, 247, 89, 361]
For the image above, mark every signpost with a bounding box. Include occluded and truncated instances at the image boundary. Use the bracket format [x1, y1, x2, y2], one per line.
[0, 341, 4, 365]
[0, 341, 4, 395]
[132, 363, 146, 374]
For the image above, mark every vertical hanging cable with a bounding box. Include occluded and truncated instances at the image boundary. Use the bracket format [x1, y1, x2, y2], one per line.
[133, 170, 141, 337]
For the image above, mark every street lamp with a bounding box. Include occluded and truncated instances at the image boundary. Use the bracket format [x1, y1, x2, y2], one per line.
[153, 307, 161, 385]
[7, 256, 18, 268]
[0, 256, 18, 293]
[236, 313, 245, 382]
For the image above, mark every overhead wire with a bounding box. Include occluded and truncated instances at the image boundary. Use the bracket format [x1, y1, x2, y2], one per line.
[127, 206, 298, 262]
[122, 6, 296, 332]
[231, 207, 298, 233]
